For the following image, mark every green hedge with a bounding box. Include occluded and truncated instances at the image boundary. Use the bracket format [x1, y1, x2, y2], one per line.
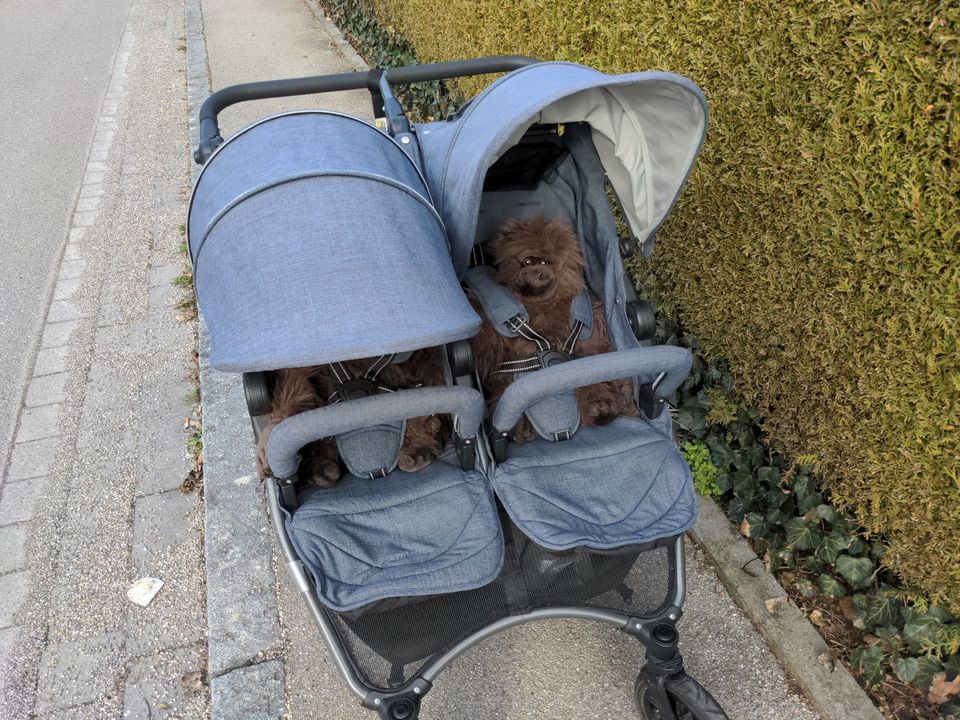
[349, 0, 960, 610]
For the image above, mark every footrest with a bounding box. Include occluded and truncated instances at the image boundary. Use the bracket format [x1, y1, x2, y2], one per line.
[285, 455, 504, 612]
[490, 415, 696, 551]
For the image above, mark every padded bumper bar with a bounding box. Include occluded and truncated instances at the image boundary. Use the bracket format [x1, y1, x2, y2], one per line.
[267, 386, 486, 480]
[492, 346, 692, 434]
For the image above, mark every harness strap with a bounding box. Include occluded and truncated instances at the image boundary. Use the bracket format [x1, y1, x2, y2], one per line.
[326, 354, 397, 404]
[493, 318, 586, 377]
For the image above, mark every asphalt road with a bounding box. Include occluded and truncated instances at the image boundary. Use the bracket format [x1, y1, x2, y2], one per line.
[0, 0, 131, 465]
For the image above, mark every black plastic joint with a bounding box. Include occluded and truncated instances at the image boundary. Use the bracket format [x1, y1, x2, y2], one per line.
[363, 679, 430, 719]
[454, 434, 477, 470]
[489, 428, 510, 463]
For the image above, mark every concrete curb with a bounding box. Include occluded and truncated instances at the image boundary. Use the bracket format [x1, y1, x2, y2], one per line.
[302, 0, 368, 72]
[690, 496, 884, 720]
[184, 2, 288, 718]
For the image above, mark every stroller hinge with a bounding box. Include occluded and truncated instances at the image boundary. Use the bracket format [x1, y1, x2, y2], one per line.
[363, 678, 431, 720]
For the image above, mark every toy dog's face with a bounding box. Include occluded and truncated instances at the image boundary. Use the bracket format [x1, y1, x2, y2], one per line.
[493, 216, 586, 304]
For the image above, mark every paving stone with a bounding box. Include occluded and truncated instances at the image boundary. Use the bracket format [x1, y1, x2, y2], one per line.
[0, 481, 43, 526]
[62, 244, 84, 262]
[74, 197, 101, 213]
[15, 405, 60, 443]
[34, 346, 68, 377]
[79, 183, 105, 199]
[46, 301, 82, 323]
[34, 632, 125, 714]
[123, 644, 207, 719]
[34, 704, 100, 720]
[0, 571, 30, 628]
[58, 261, 86, 280]
[41, 320, 78, 349]
[7, 438, 57, 481]
[137, 430, 190, 496]
[149, 263, 184, 288]
[0, 625, 19, 667]
[210, 661, 285, 720]
[54, 280, 82, 305]
[132, 490, 198, 566]
[25, 374, 67, 408]
[0, 526, 26, 574]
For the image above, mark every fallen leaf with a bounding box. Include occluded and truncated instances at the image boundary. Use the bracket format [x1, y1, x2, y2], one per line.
[928, 672, 960, 705]
[740, 517, 752, 537]
[809, 609, 824, 627]
[839, 596, 866, 629]
[765, 596, 785, 614]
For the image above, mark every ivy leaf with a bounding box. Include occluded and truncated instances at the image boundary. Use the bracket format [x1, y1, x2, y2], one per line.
[903, 616, 940, 651]
[814, 533, 850, 565]
[785, 517, 822, 551]
[847, 537, 867, 555]
[893, 656, 919, 684]
[926, 605, 955, 623]
[757, 465, 781, 487]
[743, 511, 769, 539]
[818, 573, 846, 598]
[858, 595, 902, 629]
[850, 645, 886, 687]
[836, 555, 874, 588]
[815, 504, 837, 524]
[915, 655, 945, 690]
[707, 437, 736, 469]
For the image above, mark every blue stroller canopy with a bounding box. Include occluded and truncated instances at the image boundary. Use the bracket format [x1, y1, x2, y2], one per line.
[188, 111, 481, 372]
[417, 62, 708, 274]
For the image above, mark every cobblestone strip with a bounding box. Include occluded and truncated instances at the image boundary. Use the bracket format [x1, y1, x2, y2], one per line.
[185, 1, 288, 718]
[0, 3, 211, 718]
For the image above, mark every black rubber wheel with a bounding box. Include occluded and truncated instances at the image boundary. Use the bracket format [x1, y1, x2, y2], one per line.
[635, 673, 728, 720]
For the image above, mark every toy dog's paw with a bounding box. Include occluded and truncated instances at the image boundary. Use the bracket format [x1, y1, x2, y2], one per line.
[585, 397, 619, 426]
[398, 445, 439, 473]
[309, 460, 343, 488]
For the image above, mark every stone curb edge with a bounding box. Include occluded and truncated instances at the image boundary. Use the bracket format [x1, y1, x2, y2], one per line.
[690, 496, 884, 720]
[184, 2, 288, 719]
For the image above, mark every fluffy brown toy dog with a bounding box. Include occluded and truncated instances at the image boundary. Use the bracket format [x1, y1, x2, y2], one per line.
[255, 349, 448, 486]
[471, 216, 638, 441]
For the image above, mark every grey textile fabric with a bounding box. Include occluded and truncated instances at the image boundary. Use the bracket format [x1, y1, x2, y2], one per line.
[525, 393, 580, 441]
[285, 454, 504, 611]
[267, 386, 485, 479]
[463, 266, 594, 340]
[417, 62, 707, 275]
[492, 346, 692, 433]
[490, 415, 697, 551]
[335, 421, 405, 479]
[187, 111, 480, 371]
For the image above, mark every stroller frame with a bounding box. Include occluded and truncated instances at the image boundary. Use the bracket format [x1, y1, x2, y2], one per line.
[195, 57, 727, 720]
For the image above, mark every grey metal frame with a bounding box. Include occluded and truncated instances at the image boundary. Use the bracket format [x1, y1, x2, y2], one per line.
[265, 478, 688, 707]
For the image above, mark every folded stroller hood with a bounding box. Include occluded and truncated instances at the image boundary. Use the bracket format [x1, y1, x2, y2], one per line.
[188, 111, 481, 372]
[417, 63, 708, 273]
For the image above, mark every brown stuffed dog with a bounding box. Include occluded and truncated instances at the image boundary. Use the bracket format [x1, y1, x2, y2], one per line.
[255, 349, 448, 486]
[471, 216, 638, 441]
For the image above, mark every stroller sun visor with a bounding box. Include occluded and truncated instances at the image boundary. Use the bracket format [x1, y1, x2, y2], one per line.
[188, 111, 481, 372]
[417, 62, 708, 274]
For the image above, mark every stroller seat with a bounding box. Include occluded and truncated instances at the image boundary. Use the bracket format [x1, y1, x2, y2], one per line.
[285, 452, 504, 612]
[491, 413, 696, 552]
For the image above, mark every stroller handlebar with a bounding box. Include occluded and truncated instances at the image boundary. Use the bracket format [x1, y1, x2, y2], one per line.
[194, 55, 539, 164]
[491, 346, 693, 435]
[266, 385, 486, 480]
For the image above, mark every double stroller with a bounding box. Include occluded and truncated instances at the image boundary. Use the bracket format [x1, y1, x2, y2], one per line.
[189, 56, 728, 720]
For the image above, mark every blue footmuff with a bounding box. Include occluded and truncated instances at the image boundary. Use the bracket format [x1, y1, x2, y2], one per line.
[490, 414, 697, 552]
[285, 453, 504, 612]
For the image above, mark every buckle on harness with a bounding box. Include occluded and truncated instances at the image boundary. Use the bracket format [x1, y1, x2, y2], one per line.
[537, 349, 571, 368]
[335, 378, 380, 403]
[504, 314, 527, 334]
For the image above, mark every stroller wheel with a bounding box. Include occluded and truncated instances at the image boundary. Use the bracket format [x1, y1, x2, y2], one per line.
[635, 671, 727, 720]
